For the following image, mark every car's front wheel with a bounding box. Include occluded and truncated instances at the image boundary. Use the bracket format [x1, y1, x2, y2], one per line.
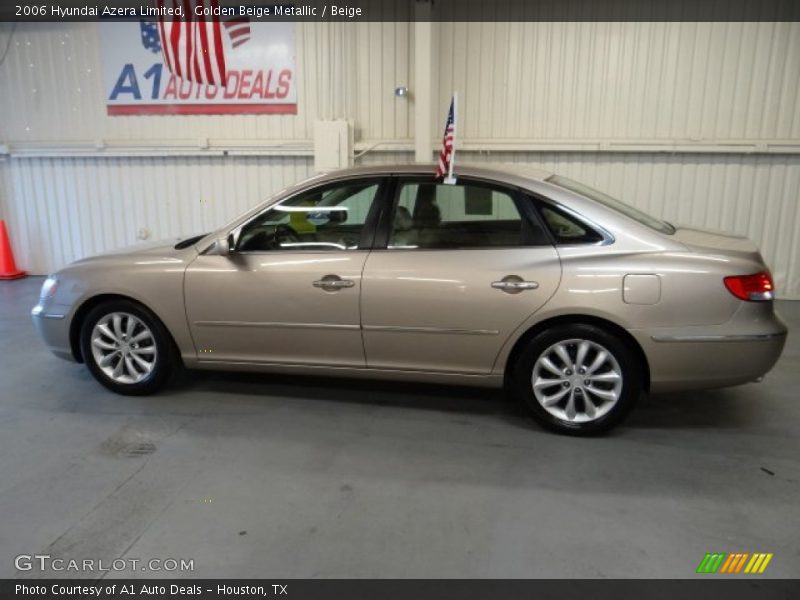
[512, 323, 642, 435]
[80, 300, 174, 395]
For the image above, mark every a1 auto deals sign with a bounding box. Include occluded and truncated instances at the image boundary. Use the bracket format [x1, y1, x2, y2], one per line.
[100, 21, 297, 115]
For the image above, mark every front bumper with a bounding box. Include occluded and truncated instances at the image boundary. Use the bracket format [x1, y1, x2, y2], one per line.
[632, 305, 788, 392]
[31, 303, 75, 362]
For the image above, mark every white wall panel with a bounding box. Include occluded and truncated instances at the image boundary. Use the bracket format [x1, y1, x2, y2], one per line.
[2, 21, 798, 145]
[0, 150, 400, 275]
[2, 156, 313, 275]
[0, 159, 10, 221]
[435, 21, 800, 142]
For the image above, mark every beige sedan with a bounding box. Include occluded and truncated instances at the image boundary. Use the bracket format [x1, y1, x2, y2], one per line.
[32, 164, 787, 434]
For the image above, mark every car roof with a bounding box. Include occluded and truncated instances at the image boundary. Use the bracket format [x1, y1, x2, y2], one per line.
[312, 163, 554, 185]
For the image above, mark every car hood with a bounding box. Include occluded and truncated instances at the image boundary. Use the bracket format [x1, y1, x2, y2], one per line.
[69, 237, 197, 266]
[672, 226, 764, 263]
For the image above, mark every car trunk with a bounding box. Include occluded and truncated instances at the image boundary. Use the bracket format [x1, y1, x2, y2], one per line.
[672, 226, 765, 265]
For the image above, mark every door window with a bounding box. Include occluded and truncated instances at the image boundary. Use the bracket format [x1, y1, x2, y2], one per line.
[237, 180, 380, 252]
[388, 181, 548, 249]
[538, 205, 604, 244]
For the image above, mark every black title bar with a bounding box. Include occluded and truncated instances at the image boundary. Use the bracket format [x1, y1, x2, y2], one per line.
[4, 579, 800, 600]
[3, 0, 800, 22]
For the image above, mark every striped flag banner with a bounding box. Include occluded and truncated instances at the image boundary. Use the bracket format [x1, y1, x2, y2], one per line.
[156, 0, 227, 86]
[435, 93, 457, 184]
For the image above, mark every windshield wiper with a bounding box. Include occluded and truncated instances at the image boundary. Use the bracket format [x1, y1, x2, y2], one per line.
[174, 233, 208, 250]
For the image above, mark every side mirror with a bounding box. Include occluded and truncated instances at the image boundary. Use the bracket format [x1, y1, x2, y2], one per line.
[208, 234, 233, 256]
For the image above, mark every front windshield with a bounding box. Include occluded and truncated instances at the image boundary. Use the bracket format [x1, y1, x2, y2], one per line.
[549, 175, 675, 235]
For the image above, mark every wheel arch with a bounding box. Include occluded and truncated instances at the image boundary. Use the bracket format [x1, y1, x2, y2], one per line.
[69, 294, 180, 364]
[503, 314, 651, 391]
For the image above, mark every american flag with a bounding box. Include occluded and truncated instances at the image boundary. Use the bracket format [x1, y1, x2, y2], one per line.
[435, 97, 456, 179]
[140, 21, 162, 54]
[156, 0, 227, 86]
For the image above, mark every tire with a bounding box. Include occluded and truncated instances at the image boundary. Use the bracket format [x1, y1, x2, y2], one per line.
[511, 323, 642, 435]
[79, 300, 175, 395]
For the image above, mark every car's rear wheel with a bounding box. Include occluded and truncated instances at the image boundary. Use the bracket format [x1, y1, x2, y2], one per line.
[512, 323, 642, 435]
[80, 300, 174, 395]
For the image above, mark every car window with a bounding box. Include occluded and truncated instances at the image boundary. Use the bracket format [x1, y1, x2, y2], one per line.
[388, 181, 549, 249]
[237, 181, 379, 252]
[539, 205, 604, 244]
[549, 175, 675, 235]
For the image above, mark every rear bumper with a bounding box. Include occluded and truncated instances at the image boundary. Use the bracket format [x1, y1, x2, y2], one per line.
[31, 304, 76, 362]
[632, 309, 788, 392]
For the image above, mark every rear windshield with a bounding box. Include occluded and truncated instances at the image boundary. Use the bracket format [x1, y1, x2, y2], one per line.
[549, 175, 675, 235]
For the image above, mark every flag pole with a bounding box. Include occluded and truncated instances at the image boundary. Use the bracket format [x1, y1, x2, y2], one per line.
[444, 92, 457, 185]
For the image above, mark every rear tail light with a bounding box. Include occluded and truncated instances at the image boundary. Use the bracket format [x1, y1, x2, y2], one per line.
[723, 271, 774, 301]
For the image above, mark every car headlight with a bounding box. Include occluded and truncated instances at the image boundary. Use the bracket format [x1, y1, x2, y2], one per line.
[40, 276, 58, 299]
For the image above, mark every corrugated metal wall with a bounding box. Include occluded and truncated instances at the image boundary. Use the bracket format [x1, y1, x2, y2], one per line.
[5, 21, 798, 145]
[0, 159, 10, 220]
[434, 21, 800, 141]
[2, 156, 313, 271]
[1, 21, 799, 297]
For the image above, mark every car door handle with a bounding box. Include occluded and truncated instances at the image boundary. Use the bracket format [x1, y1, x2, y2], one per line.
[313, 276, 355, 290]
[491, 279, 539, 293]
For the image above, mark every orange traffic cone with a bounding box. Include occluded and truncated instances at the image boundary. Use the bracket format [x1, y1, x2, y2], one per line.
[0, 220, 26, 280]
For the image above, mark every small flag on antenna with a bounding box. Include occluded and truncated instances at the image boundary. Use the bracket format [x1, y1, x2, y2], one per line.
[435, 94, 457, 184]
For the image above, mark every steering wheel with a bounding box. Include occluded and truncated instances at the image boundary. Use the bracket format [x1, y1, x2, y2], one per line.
[270, 224, 300, 249]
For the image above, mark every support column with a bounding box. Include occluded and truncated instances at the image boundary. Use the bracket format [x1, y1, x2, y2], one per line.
[414, 1, 433, 163]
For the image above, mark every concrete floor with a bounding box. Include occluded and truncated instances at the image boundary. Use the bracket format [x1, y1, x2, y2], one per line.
[1, 276, 798, 579]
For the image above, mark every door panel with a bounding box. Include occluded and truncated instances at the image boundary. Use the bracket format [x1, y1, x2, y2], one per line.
[362, 177, 561, 374]
[184, 177, 386, 367]
[361, 248, 561, 373]
[185, 252, 368, 366]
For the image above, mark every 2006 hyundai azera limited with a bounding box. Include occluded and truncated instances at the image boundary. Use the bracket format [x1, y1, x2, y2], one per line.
[32, 164, 787, 434]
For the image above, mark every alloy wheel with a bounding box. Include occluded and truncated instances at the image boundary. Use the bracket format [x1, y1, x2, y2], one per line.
[531, 338, 623, 423]
[90, 312, 157, 384]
